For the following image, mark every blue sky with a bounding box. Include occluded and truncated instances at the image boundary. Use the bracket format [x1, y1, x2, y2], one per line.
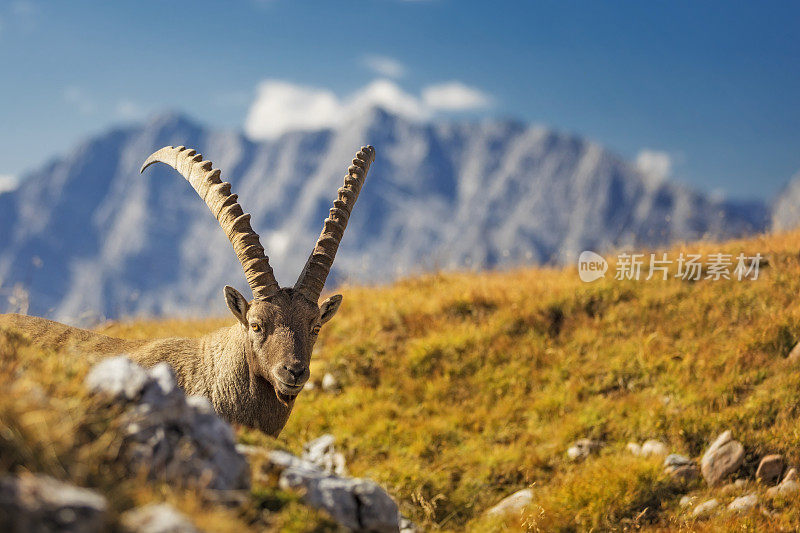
[1, 0, 798, 200]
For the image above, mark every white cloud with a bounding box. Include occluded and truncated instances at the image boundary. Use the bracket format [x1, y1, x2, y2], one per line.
[362, 55, 406, 78]
[115, 99, 146, 120]
[635, 149, 672, 181]
[422, 81, 492, 111]
[244, 81, 342, 140]
[0, 174, 18, 194]
[63, 86, 96, 115]
[245, 78, 492, 140]
[350, 79, 430, 120]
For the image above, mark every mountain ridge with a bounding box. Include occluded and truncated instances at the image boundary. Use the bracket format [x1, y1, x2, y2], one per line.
[0, 109, 772, 323]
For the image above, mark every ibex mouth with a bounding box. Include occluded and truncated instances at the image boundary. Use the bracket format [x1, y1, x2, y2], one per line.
[275, 388, 299, 406]
[274, 380, 303, 405]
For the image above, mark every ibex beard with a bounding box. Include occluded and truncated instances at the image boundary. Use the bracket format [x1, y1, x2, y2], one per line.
[0, 144, 376, 438]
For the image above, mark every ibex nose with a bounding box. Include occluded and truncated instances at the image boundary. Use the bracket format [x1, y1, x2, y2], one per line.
[283, 363, 308, 384]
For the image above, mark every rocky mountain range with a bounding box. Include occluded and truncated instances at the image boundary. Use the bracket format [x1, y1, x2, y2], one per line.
[0, 108, 777, 323]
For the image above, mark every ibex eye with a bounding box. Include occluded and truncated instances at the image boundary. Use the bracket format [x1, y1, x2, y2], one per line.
[251, 324, 261, 332]
[312, 325, 321, 335]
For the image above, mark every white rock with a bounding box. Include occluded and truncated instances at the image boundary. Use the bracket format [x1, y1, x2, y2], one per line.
[269, 450, 320, 474]
[641, 439, 669, 457]
[486, 489, 534, 517]
[664, 454, 692, 470]
[322, 373, 339, 391]
[701, 430, 745, 486]
[679, 495, 694, 508]
[766, 479, 799, 498]
[692, 498, 719, 518]
[399, 515, 419, 533]
[85, 355, 148, 401]
[184, 395, 214, 414]
[279, 469, 400, 532]
[147, 363, 177, 395]
[0, 474, 108, 533]
[567, 439, 602, 461]
[778, 480, 799, 495]
[85, 358, 250, 493]
[727, 493, 758, 512]
[121, 503, 198, 533]
[302, 434, 348, 476]
[304, 381, 316, 391]
[626, 442, 642, 456]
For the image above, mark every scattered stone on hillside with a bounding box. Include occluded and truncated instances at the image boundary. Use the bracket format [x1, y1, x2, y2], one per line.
[641, 439, 669, 457]
[727, 493, 758, 512]
[279, 473, 400, 532]
[302, 434, 348, 476]
[86, 354, 148, 401]
[235, 443, 267, 459]
[322, 373, 339, 392]
[720, 483, 740, 497]
[304, 380, 316, 391]
[567, 439, 602, 461]
[399, 515, 419, 533]
[669, 465, 699, 484]
[679, 495, 695, 508]
[121, 503, 199, 533]
[267, 440, 401, 533]
[692, 498, 719, 518]
[0, 474, 108, 533]
[766, 480, 799, 498]
[663, 453, 697, 483]
[755, 454, 784, 484]
[762, 508, 779, 519]
[700, 431, 744, 486]
[84, 357, 250, 496]
[664, 454, 692, 471]
[626, 442, 642, 456]
[486, 489, 534, 517]
[765, 468, 800, 498]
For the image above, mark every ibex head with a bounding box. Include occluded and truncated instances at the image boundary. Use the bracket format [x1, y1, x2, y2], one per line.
[141, 144, 375, 404]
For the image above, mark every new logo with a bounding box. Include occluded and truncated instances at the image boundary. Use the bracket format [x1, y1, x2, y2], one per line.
[578, 251, 607, 282]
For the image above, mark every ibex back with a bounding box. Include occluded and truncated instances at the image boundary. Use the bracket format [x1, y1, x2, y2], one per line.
[0, 144, 376, 437]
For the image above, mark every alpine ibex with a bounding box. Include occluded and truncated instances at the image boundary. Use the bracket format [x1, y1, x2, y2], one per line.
[0, 144, 376, 437]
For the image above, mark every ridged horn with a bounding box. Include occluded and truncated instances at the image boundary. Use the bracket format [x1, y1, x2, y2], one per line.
[295, 145, 375, 302]
[140, 146, 280, 300]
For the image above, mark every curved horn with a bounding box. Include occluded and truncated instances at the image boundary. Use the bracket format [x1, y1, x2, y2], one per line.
[141, 146, 280, 300]
[295, 145, 375, 302]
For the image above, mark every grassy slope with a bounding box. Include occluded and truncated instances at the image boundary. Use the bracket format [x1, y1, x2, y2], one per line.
[3, 231, 800, 531]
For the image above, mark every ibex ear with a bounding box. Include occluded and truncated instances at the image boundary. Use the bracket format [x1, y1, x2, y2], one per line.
[319, 294, 342, 325]
[224, 285, 250, 327]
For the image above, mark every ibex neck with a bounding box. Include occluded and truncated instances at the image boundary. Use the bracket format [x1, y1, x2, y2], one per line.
[202, 324, 293, 437]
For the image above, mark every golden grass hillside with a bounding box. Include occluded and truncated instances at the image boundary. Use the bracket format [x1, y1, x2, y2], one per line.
[3, 230, 800, 531]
